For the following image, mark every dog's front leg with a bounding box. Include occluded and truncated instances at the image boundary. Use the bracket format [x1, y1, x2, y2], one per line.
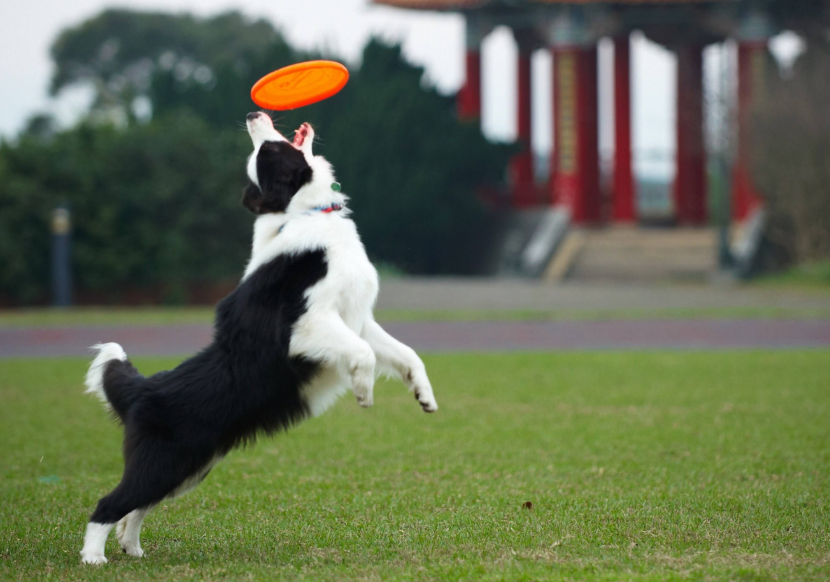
[361, 318, 438, 413]
[290, 312, 376, 407]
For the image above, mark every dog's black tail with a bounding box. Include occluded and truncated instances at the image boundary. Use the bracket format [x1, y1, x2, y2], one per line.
[84, 343, 145, 423]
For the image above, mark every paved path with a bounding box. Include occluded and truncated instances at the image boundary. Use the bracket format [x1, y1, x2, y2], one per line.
[1, 320, 828, 358]
[377, 279, 830, 312]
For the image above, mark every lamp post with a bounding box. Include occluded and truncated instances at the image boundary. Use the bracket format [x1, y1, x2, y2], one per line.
[51, 205, 72, 307]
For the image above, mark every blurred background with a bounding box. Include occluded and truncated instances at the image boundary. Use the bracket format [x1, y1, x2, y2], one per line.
[0, 0, 828, 309]
[3, 5, 829, 577]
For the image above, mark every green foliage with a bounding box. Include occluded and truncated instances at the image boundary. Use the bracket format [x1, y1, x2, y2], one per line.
[0, 113, 252, 303]
[50, 10, 285, 111]
[153, 36, 514, 273]
[756, 259, 830, 290]
[0, 146, 52, 303]
[1, 10, 513, 304]
[753, 43, 830, 267]
[2, 351, 830, 580]
[306, 41, 513, 274]
[757, 0, 830, 40]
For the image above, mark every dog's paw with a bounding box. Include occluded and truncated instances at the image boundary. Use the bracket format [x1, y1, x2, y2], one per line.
[116, 513, 145, 557]
[80, 551, 107, 565]
[350, 350, 375, 408]
[122, 544, 144, 558]
[354, 385, 374, 408]
[411, 369, 438, 413]
[415, 390, 438, 413]
[352, 375, 375, 407]
[353, 374, 374, 408]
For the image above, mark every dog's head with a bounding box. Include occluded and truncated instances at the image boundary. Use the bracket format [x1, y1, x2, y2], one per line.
[242, 112, 320, 214]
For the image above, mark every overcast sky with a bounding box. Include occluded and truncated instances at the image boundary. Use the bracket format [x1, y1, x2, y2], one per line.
[0, 0, 801, 177]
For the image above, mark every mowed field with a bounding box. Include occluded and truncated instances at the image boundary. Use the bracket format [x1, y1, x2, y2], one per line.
[1, 351, 829, 581]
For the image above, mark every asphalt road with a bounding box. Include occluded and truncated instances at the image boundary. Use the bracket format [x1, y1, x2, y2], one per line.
[1, 319, 829, 358]
[376, 279, 830, 312]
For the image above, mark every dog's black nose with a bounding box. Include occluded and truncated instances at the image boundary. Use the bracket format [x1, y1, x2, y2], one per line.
[246, 112, 260, 121]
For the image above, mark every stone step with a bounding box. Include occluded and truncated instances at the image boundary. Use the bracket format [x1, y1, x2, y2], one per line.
[564, 227, 718, 283]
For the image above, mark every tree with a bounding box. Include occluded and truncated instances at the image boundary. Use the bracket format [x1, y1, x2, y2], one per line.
[752, 42, 830, 266]
[50, 9, 293, 125]
[759, 0, 830, 41]
[0, 113, 253, 304]
[0, 10, 514, 304]
[304, 40, 513, 273]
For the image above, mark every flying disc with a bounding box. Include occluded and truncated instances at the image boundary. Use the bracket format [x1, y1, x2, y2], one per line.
[251, 60, 349, 110]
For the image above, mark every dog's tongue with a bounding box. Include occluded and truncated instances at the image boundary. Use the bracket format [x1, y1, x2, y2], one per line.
[293, 124, 308, 147]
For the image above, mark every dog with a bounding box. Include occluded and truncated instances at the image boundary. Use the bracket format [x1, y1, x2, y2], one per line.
[79, 112, 438, 565]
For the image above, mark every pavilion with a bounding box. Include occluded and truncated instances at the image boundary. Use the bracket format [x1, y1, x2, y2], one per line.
[372, 0, 776, 226]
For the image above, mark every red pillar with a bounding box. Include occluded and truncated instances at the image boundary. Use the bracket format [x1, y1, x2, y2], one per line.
[458, 49, 481, 120]
[510, 48, 536, 206]
[613, 35, 636, 222]
[674, 44, 707, 225]
[732, 42, 766, 220]
[551, 46, 600, 223]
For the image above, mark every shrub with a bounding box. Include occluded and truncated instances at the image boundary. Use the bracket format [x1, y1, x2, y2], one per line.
[753, 44, 830, 267]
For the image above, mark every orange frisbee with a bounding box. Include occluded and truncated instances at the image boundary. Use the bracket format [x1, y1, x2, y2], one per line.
[251, 60, 349, 110]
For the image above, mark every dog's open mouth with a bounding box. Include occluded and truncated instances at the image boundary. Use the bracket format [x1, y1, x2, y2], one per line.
[293, 123, 310, 147]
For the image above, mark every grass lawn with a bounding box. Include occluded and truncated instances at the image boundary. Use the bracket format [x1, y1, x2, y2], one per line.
[754, 261, 830, 294]
[1, 351, 829, 581]
[2, 305, 830, 327]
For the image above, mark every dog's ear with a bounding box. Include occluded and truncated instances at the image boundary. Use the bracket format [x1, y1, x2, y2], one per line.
[256, 141, 313, 211]
[258, 185, 293, 214]
[242, 182, 263, 214]
[243, 181, 295, 214]
[246, 141, 313, 215]
[291, 166, 313, 194]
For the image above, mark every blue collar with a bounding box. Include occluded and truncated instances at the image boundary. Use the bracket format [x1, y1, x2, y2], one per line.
[278, 203, 343, 234]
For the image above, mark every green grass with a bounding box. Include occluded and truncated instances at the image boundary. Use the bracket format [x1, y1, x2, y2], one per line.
[755, 261, 830, 293]
[2, 305, 830, 327]
[2, 352, 829, 580]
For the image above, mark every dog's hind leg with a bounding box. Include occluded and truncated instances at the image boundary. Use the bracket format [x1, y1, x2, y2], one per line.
[81, 448, 197, 565]
[111, 456, 217, 560]
[81, 481, 150, 565]
[361, 318, 438, 412]
[116, 506, 153, 558]
[80, 521, 116, 565]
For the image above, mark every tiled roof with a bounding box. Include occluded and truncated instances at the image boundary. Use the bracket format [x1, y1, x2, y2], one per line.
[374, 0, 728, 8]
[374, 0, 483, 8]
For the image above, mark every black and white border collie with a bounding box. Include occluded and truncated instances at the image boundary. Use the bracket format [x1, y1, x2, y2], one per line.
[79, 112, 438, 565]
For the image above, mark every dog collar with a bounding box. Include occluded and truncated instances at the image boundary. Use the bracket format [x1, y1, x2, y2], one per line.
[277, 202, 343, 234]
[311, 203, 343, 213]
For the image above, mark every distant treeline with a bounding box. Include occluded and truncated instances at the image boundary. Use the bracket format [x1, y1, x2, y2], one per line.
[0, 10, 513, 305]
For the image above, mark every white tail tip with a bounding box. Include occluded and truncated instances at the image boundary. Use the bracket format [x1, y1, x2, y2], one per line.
[84, 343, 127, 403]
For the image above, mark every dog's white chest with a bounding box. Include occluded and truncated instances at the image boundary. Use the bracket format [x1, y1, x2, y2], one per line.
[304, 217, 378, 331]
